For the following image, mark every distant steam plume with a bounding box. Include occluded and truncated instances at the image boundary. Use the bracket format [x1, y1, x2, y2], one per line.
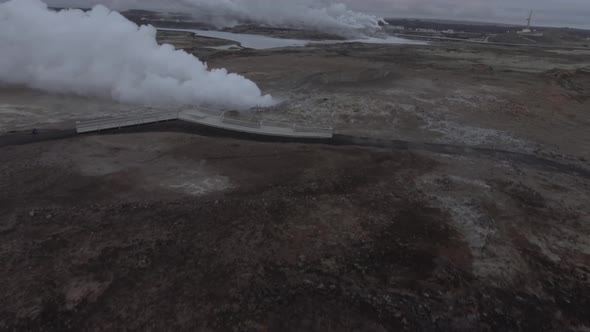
[173, 0, 387, 32]
[45, 0, 387, 33]
[0, 0, 274, 109]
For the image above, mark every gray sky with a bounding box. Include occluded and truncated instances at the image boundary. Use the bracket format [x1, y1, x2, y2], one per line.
[44, 0, 590, 29]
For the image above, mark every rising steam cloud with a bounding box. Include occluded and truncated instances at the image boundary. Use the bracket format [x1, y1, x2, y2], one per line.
[173, 0, 387, 32]
[0, 0, 274, 109]
[43, 0, 386, 32]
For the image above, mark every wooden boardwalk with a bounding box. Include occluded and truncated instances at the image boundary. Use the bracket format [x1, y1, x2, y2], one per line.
[76, 108, 333, 139]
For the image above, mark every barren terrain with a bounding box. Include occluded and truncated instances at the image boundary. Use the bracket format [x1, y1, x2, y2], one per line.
[1, 29, 589, 331]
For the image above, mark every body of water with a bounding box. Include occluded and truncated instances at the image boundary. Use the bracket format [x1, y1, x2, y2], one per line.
[157, 28, 425, 49]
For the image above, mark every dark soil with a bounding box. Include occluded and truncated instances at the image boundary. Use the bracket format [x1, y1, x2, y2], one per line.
[1, 133, 589, 331]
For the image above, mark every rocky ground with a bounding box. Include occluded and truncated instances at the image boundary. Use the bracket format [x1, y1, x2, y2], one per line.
[200, 40, 590, 159]
[1, 29, 589, 331]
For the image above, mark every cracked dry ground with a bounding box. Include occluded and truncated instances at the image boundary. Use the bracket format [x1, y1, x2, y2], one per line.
[1, 132, 589, 331]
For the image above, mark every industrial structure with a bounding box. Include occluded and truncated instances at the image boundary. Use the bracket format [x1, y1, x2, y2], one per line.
[517, 10, 544, 36]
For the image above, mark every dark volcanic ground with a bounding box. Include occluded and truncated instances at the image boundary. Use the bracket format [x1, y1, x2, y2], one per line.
[1, 131, 589, 331]
[2, 27, 590, 332]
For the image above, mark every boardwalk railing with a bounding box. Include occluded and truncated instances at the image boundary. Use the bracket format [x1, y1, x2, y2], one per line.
[178, 112, 207, 122]
[197, 107, 225, 117]
[76, 111, 179, 133]
[76, 108, 333, 138]
[221, 117, 262, 129]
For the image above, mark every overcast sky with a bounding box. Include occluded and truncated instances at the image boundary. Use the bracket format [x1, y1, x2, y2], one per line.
[41, 0, 590, 29]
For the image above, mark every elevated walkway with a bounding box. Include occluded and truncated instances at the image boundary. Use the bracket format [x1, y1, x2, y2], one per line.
[75, 108, 333, 139]
[75, 111, 179, 133]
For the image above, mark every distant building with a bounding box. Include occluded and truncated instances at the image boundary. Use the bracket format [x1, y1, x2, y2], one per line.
[517, 29, 544, 37]
[389, 25, 405, 31]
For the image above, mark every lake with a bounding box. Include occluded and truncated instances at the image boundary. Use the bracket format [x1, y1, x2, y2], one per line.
[157, 28, 425, 49]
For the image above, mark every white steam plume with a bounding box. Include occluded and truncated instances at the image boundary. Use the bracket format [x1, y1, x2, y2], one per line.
[174, 0, 387, 32]
[0, 0, 274, 109]
[45, 0, 387, 33]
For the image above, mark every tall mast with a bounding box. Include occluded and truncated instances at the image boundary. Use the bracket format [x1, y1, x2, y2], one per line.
[526, 10, 533, 29]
